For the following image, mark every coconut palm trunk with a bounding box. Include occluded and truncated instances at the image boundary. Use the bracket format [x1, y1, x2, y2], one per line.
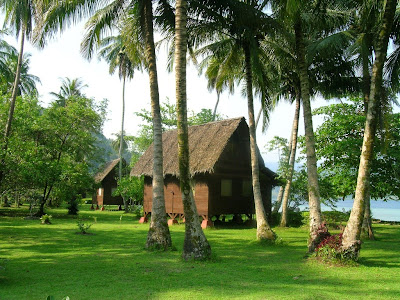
[243, 43, 275, 241]
[175, 0, 211, 260]
[362, 187, 374, 240]
[360, 51, 374, 240]
[341, 0, 396, 259]
[280, 92, 300, 227]
[212, 91, 220, 121]
[143, 0, 172, 250]
[119, 75, 128, 212]
[294, 19, 322, 252]
[273, 186, 284, 213]
[0, 30, 25, 186]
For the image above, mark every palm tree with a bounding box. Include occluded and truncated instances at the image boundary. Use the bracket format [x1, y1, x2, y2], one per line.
[341, 0, 397, 260]
[0, 48, 41, 96]
[194, 2, 277, 240]
[279, 94, 300, 227]
[34, 0, 173, 249]
[0, 30, 18, 88]
[5, 51, 41, 96]
[0, 0, 44, 187]
[174, 0, 211, 260]
[95, 32, 144, 212]
[49, 77, 87, 106]
[271, 0, 355, 251]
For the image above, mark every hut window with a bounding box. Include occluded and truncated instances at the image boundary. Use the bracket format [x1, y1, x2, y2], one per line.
[98, 188, 102, 196]
[221, 179, 232, 197]
[242, 180, 252, 197]
[111, 187, 117, 196]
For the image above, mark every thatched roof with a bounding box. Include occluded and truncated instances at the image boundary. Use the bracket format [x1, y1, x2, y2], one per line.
[94, 158, 120, 183]
[131, 117, 274, 179]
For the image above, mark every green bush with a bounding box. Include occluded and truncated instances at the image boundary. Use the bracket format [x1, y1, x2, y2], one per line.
[270, 210, 305, 227]
[67, 197, 80, 215]
[77, 219, 92, 234]
[322, 210, 350, 225]
[40, 214, 52, 225]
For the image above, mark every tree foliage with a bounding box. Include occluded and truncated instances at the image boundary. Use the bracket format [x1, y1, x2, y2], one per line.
[132, 100, 223, 154]
[313, 100, 400, 201]
[0, 90, 107, 214]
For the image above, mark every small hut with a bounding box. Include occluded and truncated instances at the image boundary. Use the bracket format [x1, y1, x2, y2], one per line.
[131, 117, 278, 227]
[92, 158, 124, 207]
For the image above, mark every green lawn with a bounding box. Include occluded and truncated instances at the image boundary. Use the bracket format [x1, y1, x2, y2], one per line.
[1, 205, 399, 300]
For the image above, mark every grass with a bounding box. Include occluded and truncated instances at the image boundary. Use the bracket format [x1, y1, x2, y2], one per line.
[1, 205, 399, 300]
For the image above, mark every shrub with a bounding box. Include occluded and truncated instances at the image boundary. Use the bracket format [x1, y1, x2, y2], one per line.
[322, 210, 350, 228]
[270, 210, 305, 227]
[40, 214, 52, 225]
[77, 219, 92, 234]
[315, 233, 343, 260]
[67, 197, 80, 215]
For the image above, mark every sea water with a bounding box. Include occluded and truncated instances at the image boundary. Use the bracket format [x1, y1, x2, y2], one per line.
[300, 199, 400, 222]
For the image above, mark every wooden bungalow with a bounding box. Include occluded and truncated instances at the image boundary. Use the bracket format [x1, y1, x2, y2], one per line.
[131, 117, 278, 227]
[92, 158, 124, 208]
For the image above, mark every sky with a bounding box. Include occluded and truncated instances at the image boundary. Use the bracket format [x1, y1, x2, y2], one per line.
[2, 17, 335, 167]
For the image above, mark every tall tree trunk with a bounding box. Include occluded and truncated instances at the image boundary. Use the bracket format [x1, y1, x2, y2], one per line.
[119, 76, 128, 212]
[175, 0, 211, 260]
[143, 0, 172, 250]
[0, 31, 25, 187]
[280, 93, 300, 227]
[361, 50, 374, 240]
[362, 187, 374, 240]
[243, 43, 275, 241]
[255, 106, 262, 130]
[212, 91, 220, 121]
[341, 0, 396, 259]
[294, 19, 322, 252]
[273, 186, 284, 213]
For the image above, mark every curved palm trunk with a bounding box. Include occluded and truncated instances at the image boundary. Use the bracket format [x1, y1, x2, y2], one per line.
[0, 31, 25, 187]
[273, 186, 284, 213]
[294, 20, 322, 252]
[143, 0, 172, 250]
[243, 44, 275, 241]
[280, 93, 300, 227]
[341, 0, 396, 259]
[212, 91, 220, 121]
[175, 0, 211, 260]
[119, 76, 128, 212]
[255, 105, 262, 130]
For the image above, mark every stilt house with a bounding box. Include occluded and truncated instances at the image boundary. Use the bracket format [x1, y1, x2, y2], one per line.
[92, 158, 124, 207]
[131, 117, 277, 227]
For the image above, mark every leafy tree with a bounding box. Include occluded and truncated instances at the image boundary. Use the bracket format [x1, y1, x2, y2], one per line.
[313, 100, 400, 202]
[133, 101, 221, 155]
